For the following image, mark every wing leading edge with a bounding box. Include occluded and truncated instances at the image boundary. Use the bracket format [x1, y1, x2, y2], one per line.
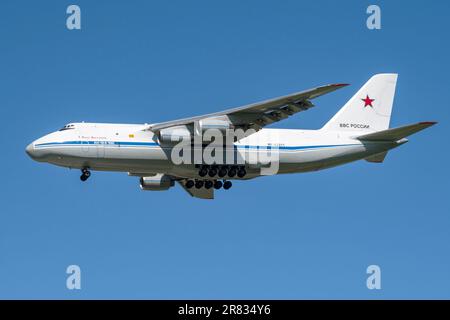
[147, 83, 348, 134]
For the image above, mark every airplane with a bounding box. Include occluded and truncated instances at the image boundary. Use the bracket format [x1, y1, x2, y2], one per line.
[26, 73, 436, 199]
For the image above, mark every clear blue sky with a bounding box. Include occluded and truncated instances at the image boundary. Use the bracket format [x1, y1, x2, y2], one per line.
[1, 0, 449, 299]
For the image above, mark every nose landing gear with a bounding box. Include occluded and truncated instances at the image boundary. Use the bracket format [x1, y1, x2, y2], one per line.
[80, 168, 91, 182]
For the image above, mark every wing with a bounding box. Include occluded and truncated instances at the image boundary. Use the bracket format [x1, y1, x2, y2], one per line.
[147, 83, 348, 134]
[178, 181, 214, 199]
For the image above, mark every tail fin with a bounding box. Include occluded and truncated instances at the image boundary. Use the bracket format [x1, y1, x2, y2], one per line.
[322, 73, 398, 132]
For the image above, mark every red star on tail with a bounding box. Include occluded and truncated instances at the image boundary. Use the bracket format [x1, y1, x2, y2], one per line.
[362, 95, 375, 108]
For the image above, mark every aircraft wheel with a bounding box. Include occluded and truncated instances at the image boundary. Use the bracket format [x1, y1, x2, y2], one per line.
[218, 167, 227, 178]
[204, 180, 213, 189]
[214, 180, 223, 189]
[223, 180, 232, 190]
[237, 168, 246, 178]
[199, 167, 208, 177]
[80, 168, 90, 181]
[195, 180, 204, 189]
[228, 167, 237, 178]
[208, 168, 218, 177]
[185, 180, 195, 189]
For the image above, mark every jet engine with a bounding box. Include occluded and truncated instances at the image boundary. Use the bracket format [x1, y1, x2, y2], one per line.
[139, 174, 174, 191]
[158, 125, 192, 144]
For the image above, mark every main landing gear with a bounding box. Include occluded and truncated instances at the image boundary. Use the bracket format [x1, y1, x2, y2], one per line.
[185, 179, 232, 190]
[196, 165, 246, 179]
[80, 168, 91, 182]
[187, 165, 245, 191]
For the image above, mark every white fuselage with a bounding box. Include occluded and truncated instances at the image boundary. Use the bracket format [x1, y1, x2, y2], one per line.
[26, 122, 403, 180]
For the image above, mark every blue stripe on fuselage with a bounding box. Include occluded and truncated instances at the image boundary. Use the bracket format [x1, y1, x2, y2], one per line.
[34, 141, 361, 150]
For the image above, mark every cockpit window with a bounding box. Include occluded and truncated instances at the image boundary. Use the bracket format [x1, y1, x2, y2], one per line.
[59, 124, 75, 131]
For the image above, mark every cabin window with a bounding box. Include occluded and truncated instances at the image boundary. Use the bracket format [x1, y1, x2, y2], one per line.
[59, 124, 75, 131]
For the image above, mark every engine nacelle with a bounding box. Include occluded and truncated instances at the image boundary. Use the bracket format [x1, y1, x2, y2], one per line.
[139, 174, 174, 191]
[194, 119, 232, 136]
[158, 125, 192, 144]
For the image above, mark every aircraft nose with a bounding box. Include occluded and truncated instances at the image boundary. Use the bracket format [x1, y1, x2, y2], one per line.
[25, 143, 34, 158]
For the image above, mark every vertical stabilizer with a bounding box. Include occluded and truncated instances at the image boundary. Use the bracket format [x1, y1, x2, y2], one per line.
[322, 73, 398, 132]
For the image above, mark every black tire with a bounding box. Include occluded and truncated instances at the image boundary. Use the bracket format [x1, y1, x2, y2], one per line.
[84, 170, 91, 177]
[218, 168, 227, 177]
[195, 180, 204, 189]
[199, 168, 208, 177]
[214, 180, 223, 189]
[228, 168, 236, 178]
[208, 168, 217, 177]
[204, 180, 213, 189]
[223, 180, 232, 190]
[185, 180, 194, 189]
[237, 168, 246, 178]
[80, 174, 88, 182]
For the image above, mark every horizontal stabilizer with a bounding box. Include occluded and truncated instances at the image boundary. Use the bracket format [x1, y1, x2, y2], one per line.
[357, 122, 437, 142]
